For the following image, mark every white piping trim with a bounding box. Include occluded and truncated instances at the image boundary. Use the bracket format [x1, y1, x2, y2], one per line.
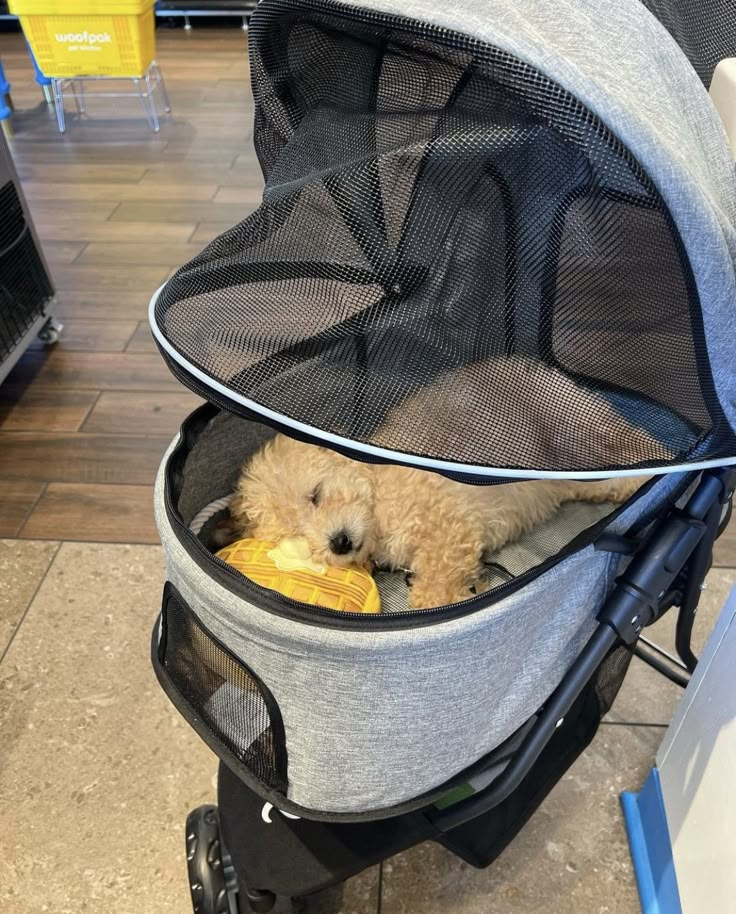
[148, 285, 736, 480]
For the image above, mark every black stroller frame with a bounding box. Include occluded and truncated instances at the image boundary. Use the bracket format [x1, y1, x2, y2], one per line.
[180, 467, 733, 914]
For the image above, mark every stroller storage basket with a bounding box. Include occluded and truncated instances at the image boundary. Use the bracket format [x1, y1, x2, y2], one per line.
[153, 405, 692, 816]
[150, 0, 736, 480]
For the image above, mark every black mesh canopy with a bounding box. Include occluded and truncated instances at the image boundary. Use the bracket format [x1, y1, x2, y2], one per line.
[153, 0, 736, 477]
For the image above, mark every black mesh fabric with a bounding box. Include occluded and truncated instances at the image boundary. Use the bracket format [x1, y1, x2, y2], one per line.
[640, 0, 736, 87]
[158, 583, 287, 792]
[155, 0, 734, 475]
[592, 643, 635, 715]
[0, 181, 53, 365]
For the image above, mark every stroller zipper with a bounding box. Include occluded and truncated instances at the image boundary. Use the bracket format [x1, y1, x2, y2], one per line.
[164, 464, 511, 627]
[160, 384, 662, 631]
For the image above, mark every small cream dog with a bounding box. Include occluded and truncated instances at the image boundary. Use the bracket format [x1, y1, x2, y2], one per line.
[230, 435, 643, 610]
[231, 357, 653, 609]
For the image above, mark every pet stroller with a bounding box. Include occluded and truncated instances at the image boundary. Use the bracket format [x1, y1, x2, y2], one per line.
[148, 0, 736, 910]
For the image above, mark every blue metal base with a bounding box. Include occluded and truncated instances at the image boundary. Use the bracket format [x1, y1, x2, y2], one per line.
[621, 768, 682, 914]
[26, 42, 51, 89]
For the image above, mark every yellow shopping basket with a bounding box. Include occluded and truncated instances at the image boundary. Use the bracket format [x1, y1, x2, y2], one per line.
[10, 0, 156, 78]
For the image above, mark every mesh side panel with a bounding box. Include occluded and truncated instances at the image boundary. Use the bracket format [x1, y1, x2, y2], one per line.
[593, 644, 635, 715]
[0, 181, 53, 364]
[156, 0, 733, 473]
[159, 583, 287, 792]
[640, 0, 736, 87]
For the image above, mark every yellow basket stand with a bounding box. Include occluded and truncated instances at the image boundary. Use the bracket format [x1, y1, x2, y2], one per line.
[9, 0, 156, 78]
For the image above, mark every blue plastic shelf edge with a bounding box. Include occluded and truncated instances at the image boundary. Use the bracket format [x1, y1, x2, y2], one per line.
[620, 768, 683, 914]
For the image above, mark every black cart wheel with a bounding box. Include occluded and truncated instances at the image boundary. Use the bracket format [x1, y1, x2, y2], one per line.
[186, 805, 302, 914]
[186, 805, 239, 914]
[37, 317, 63, 345]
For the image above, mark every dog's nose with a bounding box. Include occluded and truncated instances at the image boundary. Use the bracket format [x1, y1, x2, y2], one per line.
[329, 532, 353, 555]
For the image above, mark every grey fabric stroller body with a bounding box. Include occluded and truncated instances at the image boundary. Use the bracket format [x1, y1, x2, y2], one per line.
[148, 0, 736, 910]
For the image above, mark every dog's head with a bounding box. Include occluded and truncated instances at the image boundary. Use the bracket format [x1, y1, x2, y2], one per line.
[231, 434, 377, 568]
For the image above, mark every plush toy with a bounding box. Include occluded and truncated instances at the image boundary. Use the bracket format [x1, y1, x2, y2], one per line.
[216, 537, 381, 614]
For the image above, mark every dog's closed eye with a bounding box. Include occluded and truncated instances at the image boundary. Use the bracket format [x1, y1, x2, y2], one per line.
[309, 484, 322, 506]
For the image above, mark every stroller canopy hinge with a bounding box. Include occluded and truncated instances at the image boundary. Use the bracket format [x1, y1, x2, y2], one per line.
[598, 470, 733, 644]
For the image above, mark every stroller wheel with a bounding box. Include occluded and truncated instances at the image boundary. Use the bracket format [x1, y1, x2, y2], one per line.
[186, 805, 237, 914]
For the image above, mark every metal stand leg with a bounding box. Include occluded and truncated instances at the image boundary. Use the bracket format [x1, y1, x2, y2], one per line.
[43, 65, 169, 133]
[52, 79, 66, 133]
[133, 78, 149, 129]
[73, 80, 86, 115]
[42, 84, 53, 105]
[144, 72, 160, 132]
[135, 76, 159, 133]
[152, 61, 171, 113]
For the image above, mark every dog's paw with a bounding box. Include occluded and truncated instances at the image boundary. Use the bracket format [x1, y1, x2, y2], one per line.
[408, 580, 473, 610]
[211, 518, 239, 549]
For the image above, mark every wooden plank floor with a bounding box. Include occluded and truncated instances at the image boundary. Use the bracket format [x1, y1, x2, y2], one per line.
[0, 26, 261, 543]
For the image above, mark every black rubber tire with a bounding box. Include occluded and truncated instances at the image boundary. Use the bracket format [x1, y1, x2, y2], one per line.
[186, 805, 233, 914]
[186, 805, 303, 914]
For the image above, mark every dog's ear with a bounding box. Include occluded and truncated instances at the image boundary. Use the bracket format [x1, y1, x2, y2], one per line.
[229, 442, 276, 536]
[231, 454, 289, 542]
[229, 486, 257, 537]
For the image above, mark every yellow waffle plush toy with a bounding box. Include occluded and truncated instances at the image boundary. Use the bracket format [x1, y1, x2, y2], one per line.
[216, 537, 381, 614]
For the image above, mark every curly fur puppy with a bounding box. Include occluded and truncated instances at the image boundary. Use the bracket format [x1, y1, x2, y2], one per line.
[230, 436, 644, 610]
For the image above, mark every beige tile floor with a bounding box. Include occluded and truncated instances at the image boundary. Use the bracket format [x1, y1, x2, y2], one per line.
[0, 535, 733, 914]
